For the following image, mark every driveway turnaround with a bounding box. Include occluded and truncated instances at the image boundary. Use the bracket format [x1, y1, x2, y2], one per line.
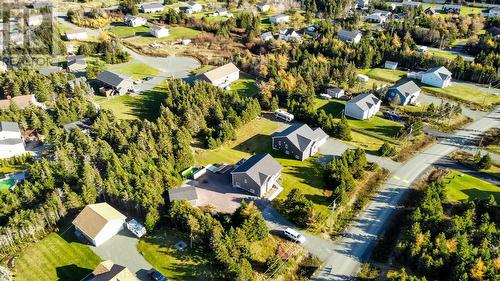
[90, 229, 152, 281]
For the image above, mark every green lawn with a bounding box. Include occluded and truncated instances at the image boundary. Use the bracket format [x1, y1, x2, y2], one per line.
[137, 229, 221, 281]
[14, 231, 101, 281]
[191, 11, 230, 23]
[230, 76, 258, 97]
[98, 82, 167, 120]
[359, 68, 407, 83]
[421, 83, 500, 107]
[427, 49, 458, 60]
[444, 169, 499, 203]
[108, 62, 160, 80]
[125, 26, 201, 45]
[108, 25, 150, 38]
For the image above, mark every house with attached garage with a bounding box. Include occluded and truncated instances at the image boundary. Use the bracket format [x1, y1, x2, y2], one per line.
[421, 66, 452, 88]
[124, 15, 147, 27]
[150, 25, 169, 38]
[141, 3, 164, 13]
[72, 202, 126, 247]
[345, 93, 381, 120]
[198, 63, 240, 88]
[231, 153, 282, 197]
[272, 124, 328, 161]
[338, 29, 362, 44]
[0, 121, 26, 159]
[67, 55, 87, 72]
[269, 14, 290, 24]
[386, 80, 421, 105]
[83, 260, 138, 281]
[97, 70, 135, 96]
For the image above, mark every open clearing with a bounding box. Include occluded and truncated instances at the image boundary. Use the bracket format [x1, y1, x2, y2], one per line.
[124, 26, 201, 45]
[108, 25, 150, 38]
[444, 169, 499, 203]
[108, 62, 160, 80]
[359, 68, 407, 83]
[422, 83, 500, 107]
[13, 231, 101, 281]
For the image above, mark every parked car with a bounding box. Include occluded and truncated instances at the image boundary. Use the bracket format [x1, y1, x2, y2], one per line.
[283, 227, 306, 243]
[149, 269, 169, 281]
[144, 76, 154, 81]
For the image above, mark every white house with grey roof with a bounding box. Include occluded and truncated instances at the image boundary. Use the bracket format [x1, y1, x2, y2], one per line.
[150, 25, 169, 38]
[231, 154, 282, 197]
[345, 93, 381, 120]
[0, 121, 25, 159]
[260, 31, 274, 41]
[67, 55, 86, 72]
[384, 60, 398, 70]
[124, 15, 147, 27]
[278, 29, 301, 42]
[198, 63, 239, 88]
[488, 7, 500, 18]
[386, 80, 421, 105]
[326, 87, 345, 99]
[421, 66, 452, 88]
[141, 3, 164, 13]
[338, 29, 362, 44]
[272, 124, 328, 161]
[96, 70, 135, 96]
[269, 14, 290, 24]
[366, 10, 391, 23]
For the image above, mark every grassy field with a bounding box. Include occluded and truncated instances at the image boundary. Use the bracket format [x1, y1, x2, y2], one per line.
[195, 118, 331, 215]
[444, 169, 499, 203]
[427, 49, 458, 60]
[108, 62, 160, 80]
[137, 229, 221, 281]
[124, 26, 201, 45]
[14, 230, 101, 281]
[358, 68, 407, 83]
[422, 83, 500, 107]
[230, 76, 258, 97]
[108, 25, 150, 38]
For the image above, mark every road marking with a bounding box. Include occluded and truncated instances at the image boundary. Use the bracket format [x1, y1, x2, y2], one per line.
[393, 176, 400, 180]
[402, 179, 409, 184]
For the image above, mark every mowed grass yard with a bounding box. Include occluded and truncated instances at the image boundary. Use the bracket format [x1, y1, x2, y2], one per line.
[427, 49, 458, 60]
[444, 169, 499, 203]
[124, 26, 201, 45]
[138, 229, 221, 281]
[108, 62, 160, 80]
[358, 68, 407, 83]
[195, 118, 331, 215]
[422, 83, 500, 107]
[13, 230, 101, 281]
[108, 25, 150, 38]
[230, 76, 258, 97]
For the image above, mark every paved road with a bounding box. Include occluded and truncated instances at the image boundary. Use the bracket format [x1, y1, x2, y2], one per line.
[313, 106, 500, 280]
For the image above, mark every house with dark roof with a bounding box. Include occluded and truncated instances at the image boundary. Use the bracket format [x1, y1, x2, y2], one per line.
[272, 124, 328, 161]
[337, 29, 362, 44]
[442, 4, 461, 14]
[96, 70, 135, 95]
[231, 154, 282, 197]
[0, 121, 25, 159]
[67, 55, 86, 72]
[424, 7, 436, 15]
[141, 3, 164, 13]
[421, 66, 452, 88]
[386, 80, 421, 105]
[278, 28, 301, 42]
[168, 186, 198, 205]
[488, 7, 500, 18]
[39, 66, 62, 76]
[345, 93, 381, 120]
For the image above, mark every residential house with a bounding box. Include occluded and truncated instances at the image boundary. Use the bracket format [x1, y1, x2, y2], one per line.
[185, 2, 203, 14]
[231, 153, 282, 197]
[124, 15, 147, 27]
[421, 66, 452, 88]
[488, 7, 500, 18]
[0, 121, 25, 159]
[357, 74, 369, 83]
[96, 70, 135, 96]
[278, 29, 301, 42]
[168, 186, 198, 205]
[62, 118, 92, 132]
[67, 55, 87, 72]
[198, 63, 240, 88]
[366, 10, 391, 23]
[65, 29, 88, 41]
[0, 95, 39, 110]
[443, 4, 461, 14]
[326, 87, 345, 99]
[150, 25, 169, 38]
[356, 0, 370, 9]
[269, 14, 290, 24]
[272, 124, 328, 161]
[31, 1, 52, 9]
[141, 3, 164, 13]
[256, 2, 270, 12]
[0, 61, 7, 73]
[82, 260, 138, 281]
[39, 66, 63, 76]
[27, 14, 43, 27]
[344, 93, 381, 120]
[260, 31, 274, 41]
[73, 203, 126, 247]
[211, 9, 232, 17]
[337, 29, 362, 44]
[402, 1, 421, 9]
[386, 80, 421, 105]
[384, 60, 398, 70]
[487, 27, 500, 39]
[424, 7, 436, 15]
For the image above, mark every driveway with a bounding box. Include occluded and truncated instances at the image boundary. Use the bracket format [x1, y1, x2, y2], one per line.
[89, 230, 152, 281]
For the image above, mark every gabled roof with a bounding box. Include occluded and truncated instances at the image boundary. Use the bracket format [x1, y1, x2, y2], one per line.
[389, 80, 421, 97]
[338, 29, 361, 41]
[200, 63, 239, 83]
[487, 27, 500, 37]
[385, 60, 398, 66]
[232, 154, 282, 186]
[83, 260, 138, 281]
[346, 93, 381, 111]
[0, 95, 35, 110]
[0, 121, 21, 133]
[273, 124, 328, 152]
[141, 3, 164, 10]
[97, 70, 132, 88]
[260, 31, 273, 38]
[424, 66, 451, 80]
[68, 55, 86, 67]
[72, 203, 126, 240]
[169, 186, 198, 202]
[327, 87, 344, 94]
[150, 25, 167, 31]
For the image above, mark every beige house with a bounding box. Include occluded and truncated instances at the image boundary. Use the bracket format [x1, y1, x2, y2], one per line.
[86, 260, 138, 281]
[72, 203, 126, 247]
[66, 29, 88, 41]
[0, 95, 39, 110]
[199, 63, 240, 88]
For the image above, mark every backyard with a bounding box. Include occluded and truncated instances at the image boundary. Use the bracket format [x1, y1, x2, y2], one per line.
[107, 62, 160, 80]
[422, 83, 500, 108]
[108, 25, 150, 38]
[13, 230, 101, 281]
[358, 68, 407, 83]
[123, 26, 201, 45]
[444, 169, 499, 203]
[230, 76, 258, 97]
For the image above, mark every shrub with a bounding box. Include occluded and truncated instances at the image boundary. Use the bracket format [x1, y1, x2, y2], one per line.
[378, 142, 397, 157]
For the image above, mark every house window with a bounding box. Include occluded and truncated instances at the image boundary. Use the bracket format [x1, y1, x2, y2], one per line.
[285, 150, 289, 155]
[295, 155, 299, 159]
[285, 144, 288, 149]
[244, 179, 247, 184]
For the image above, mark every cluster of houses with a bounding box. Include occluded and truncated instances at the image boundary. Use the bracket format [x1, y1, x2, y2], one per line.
[0, 6, 49, 51]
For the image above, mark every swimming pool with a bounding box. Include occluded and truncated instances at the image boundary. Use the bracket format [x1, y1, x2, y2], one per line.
[0, 178, 15, 191]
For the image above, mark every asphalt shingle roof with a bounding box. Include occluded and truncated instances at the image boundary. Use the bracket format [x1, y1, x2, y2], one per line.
[232, 154, 282, 186]
[96, 70, 132, 88]
[0, 121, 20, 133]
[338, 29, 361, 41]
[347, 93, 381, 110]
[425, 66, 451, 80]
[389, 80, 421, 98]
[274, 124, 328, 152]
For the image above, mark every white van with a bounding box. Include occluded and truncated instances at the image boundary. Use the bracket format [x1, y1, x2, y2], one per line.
[275, 109, 294, 122]
[283, 227, 306, 243]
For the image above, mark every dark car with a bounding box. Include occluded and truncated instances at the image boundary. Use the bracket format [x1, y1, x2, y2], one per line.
[143, 76, 154, 81]
[148, 269, 168, 281]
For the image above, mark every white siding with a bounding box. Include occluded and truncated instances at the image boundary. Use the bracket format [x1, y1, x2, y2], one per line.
[212, 71, 239, 87]
[93, 219, 125, 246]
[421, 73, 450, 88]
[0, 142, 25, 159]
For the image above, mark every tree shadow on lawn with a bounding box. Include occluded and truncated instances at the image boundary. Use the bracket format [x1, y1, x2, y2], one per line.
[233, 134, 273, 154]
[122, 89, 166, 120]
[317, 100, 345, 116]
[56, 264, 93, 281]
[461, 188, 500, 203]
